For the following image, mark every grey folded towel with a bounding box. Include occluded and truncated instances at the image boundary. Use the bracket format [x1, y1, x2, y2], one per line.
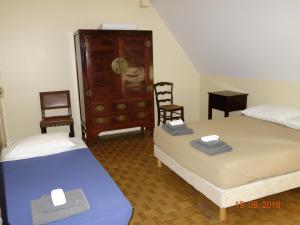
[41, 191, 81, 213]
[195, 139, 226, 148]
[191, 139, 232, 155]
[31, 189, 90, 225]
[166, 123, 186, 130]
[162, 124, 193, 136]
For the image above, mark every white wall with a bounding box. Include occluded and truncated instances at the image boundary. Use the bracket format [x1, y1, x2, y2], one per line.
[0, 0, 200, 142]
[152, 0, 300, 81]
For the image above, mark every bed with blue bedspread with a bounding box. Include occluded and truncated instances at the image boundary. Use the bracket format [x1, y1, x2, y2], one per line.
[1, 145, 132, 225]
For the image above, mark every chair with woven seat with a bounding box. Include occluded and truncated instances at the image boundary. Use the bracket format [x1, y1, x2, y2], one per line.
[154, 82, 184, 126]
[39, 90, 74, 137]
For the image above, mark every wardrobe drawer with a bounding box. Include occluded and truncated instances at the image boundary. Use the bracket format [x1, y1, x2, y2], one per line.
[92, 103, 109, 115]
[132, 112, 148, 120]
[93, 116, 110, 125]
[112, 114, 131, 123]
[135, 100, 149, 109]
[112, 102, 129, 111]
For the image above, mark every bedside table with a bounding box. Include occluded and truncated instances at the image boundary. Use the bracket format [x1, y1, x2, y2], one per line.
[208, 91, 248, 120]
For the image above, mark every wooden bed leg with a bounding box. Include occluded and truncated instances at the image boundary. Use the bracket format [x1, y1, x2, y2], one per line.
[157, 159, 162, 167]
[219, 208, 226, 222]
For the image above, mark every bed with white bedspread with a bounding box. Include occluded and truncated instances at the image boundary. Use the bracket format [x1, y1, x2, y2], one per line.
[154, 108, 300, 221]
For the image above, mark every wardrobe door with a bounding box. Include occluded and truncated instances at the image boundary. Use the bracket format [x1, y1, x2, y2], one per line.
[84, 34, 122, 102]
[119, 34, 153, 98]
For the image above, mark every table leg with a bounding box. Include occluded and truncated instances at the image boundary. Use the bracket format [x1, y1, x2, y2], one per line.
[225, 111, 229, 117]
[208, 107, 212, 120]
[163, 111, 167, 124]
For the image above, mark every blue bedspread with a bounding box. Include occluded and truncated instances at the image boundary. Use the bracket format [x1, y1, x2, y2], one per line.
[2, 148, 132, 225]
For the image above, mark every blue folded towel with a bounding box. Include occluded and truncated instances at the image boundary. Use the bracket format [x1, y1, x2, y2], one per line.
[191, 139, 232, 155]
[31, 189, 90, 225]
[162, 124, 193, 136]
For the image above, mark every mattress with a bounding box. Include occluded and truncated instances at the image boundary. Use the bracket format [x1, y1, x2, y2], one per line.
[1, 148, 132, 225]
[154, 116, 300, 189]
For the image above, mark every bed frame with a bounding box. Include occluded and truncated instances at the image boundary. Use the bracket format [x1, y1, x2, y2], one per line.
[0, 162, 9, 225]
[154, 145, 300, 221]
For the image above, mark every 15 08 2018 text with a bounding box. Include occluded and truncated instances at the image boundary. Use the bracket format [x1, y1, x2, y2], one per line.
[235, 200, 281, 209]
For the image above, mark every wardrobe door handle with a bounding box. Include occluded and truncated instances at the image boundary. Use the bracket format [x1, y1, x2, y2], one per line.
[85, 89, 93, 97]
[111, 57, 128, 74]
[145, 40, 151, 48]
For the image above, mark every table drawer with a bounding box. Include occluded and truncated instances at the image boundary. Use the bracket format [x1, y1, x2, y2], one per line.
[209, 95, 226, 110]
[228, 95, 248, 111]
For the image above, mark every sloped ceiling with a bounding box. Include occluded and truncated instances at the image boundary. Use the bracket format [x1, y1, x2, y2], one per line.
[152, 0, 300, 81]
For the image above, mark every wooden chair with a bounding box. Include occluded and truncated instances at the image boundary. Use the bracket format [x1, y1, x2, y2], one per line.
[154, 82, 184, 125]
[39, 90, 74, 137]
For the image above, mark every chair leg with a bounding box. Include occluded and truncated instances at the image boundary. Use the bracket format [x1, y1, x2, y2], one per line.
[157, 109, 161, 126]
[149, 124, 154, 136]
[41, 127, 47, 134]
[81, 125, 85, 140]
[163, 111, 167, 124]
[69, 124, 75, 137]
[181, 108, 185, 121]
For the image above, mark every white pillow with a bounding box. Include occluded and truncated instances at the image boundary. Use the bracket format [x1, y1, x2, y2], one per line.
[2, 133, 75, 161]
[241, 104, 300, 125]
[282, 115, 300, 130]
[284, 117, 300, 130]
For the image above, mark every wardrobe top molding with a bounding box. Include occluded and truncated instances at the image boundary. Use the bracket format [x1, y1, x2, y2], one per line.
[74, 29, 153, 36]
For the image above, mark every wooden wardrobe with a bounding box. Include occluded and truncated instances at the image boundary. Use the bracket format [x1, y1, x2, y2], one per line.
[74, 30, 154, 144]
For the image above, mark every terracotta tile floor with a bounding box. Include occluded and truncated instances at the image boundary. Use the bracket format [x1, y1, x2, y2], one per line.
[90, 132, 300, 225]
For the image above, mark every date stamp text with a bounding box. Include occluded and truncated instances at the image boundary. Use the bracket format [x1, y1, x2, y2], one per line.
[235, 200, 281, 209]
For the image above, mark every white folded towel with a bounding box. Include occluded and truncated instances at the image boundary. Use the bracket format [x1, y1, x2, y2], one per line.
[201, 135, 219, 142]
[168, 119, 184, 126]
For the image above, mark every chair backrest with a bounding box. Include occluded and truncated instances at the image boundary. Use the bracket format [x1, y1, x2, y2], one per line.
[39, 90, 72, 118]
[153, 82, 174, 108]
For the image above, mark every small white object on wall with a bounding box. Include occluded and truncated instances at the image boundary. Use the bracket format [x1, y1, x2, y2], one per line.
[99, 22, 138, 30]
[140, 0, 151, 7]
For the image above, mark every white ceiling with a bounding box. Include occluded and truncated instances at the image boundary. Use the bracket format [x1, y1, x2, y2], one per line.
[152, 0, 300, 81]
